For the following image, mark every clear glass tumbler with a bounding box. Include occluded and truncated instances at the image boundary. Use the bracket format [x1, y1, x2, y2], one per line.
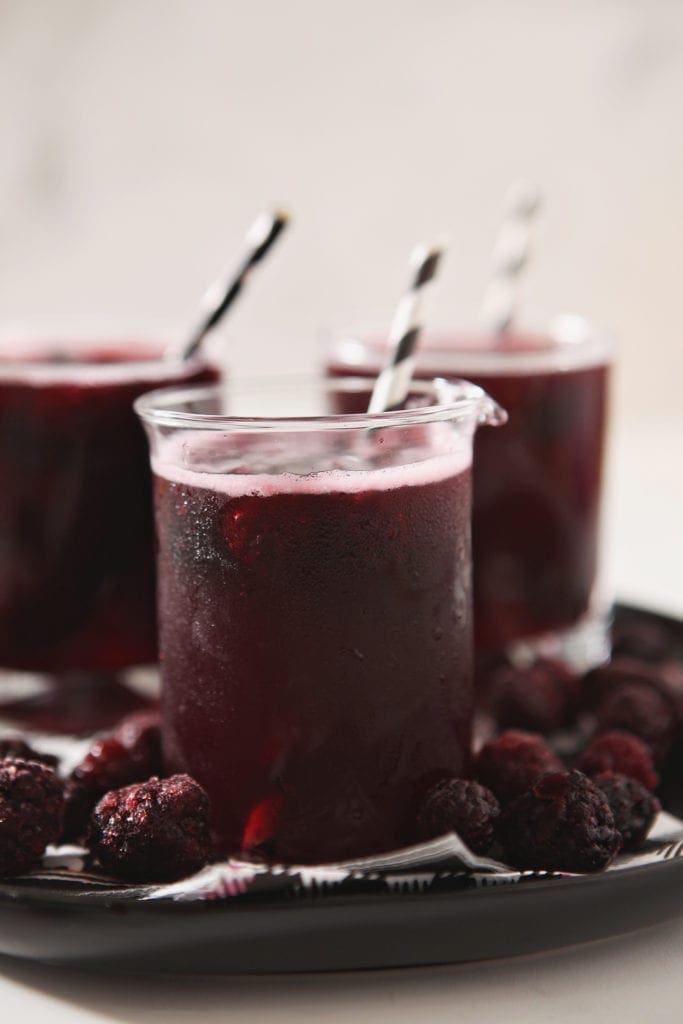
[0, 328, 220, 680]
[324, 316, 613, 668]
[137, 375, 505, 864]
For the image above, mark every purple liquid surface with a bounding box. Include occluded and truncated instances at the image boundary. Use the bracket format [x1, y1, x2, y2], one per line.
[327, 332, 609, 650]
[0, 344, 218, 672]
[154, 450, 473, 863]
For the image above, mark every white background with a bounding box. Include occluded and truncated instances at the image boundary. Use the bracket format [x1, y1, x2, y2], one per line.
[0, 2, 681, 1017]
[1, 1, 682, 413]
[1, 0, 682, 613]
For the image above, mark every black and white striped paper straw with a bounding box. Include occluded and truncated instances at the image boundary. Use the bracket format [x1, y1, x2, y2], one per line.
[180, 207, 289, 362]
[367, 243, 445, 414]
[481, 180, 542, 336]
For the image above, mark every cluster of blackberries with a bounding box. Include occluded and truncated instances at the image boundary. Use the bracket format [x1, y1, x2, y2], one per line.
[418, 727, 662, 873]
[0, 614, 679, 884]
[481, 653, 681, 771]
[0, 713, 211, 883]
[449, 619, 682, 872]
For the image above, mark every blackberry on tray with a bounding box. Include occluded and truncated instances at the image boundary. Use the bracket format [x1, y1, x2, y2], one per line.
[89, 774, 212, 883]
[0, 737, 58, 769]
[500, 770, 621, 873]
[484, 659, 579, 735]
[0, 759, 64, 876]
[578, 730, 659, 791]
[63, 710, 162, 842]
[474, 730, 563, 804]
[594, 772, 660, 850]
[416, 778, 500, 855]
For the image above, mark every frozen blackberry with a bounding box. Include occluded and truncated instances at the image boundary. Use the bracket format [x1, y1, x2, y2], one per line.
[63, 737, 138, 842]
[89, 774, 211, 883]
[594, 772, 660, 850]
[0, 737, 58, 769]
[416, 778, 500, 855]
[500, 770, 621, 873]
[485, 659, 579, 735]
[578, 730, 659, 791]
[474, 730, 563, 804]
[63, 710, 163, 842]
[0, 759, 65, 876]
[596, 683, 676, 765]
[582, 658, 675, 712]
[114, 710, 162, 772]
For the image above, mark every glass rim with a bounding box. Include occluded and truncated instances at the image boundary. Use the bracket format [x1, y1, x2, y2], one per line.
[134, 375, 503, 433]
[324, 313, 614, 376]
[0, 322, 223, 382]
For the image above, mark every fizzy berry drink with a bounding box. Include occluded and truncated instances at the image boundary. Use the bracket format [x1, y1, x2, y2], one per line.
[326, 324, 610, 655]
[0, 339, 218, 672]
[139, 378, 502, 863]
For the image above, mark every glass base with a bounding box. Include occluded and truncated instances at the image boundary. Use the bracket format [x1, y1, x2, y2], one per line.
[505, 604, 613, 672]
[0, 666, 160, 738]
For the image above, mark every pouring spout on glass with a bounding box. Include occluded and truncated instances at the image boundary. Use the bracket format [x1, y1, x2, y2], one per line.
[433, 377, 508, 429]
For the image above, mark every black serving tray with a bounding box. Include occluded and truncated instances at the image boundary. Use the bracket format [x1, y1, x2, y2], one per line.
[0, 852, 681, 973]
[0, 603, 681, 974]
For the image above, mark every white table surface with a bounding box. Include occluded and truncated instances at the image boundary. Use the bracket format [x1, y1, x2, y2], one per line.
[1, 417, 681, 1021]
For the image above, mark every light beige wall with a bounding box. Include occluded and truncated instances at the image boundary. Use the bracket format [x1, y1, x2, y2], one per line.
[1, 0, 681, 606]
[1, 1, 682, 415]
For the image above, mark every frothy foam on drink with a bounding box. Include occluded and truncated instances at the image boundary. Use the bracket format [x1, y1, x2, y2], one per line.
[152, 429, 471, 497]
[334, 326, 610, 377]
[0, 338, 205, 386]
